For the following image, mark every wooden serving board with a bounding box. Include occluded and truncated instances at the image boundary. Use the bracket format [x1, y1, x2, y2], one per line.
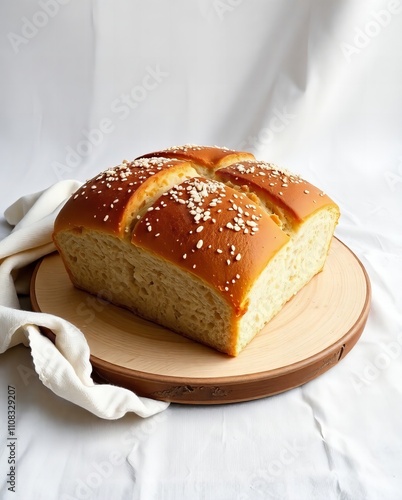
[31, 238, 371, 404]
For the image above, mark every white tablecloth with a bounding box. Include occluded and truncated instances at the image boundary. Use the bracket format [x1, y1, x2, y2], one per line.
[1, 1, 402, 499]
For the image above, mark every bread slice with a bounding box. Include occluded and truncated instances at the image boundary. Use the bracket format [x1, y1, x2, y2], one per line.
[53, 145, 340, 356]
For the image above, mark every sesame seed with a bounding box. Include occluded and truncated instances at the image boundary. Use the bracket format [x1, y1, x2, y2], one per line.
[196, 239, 203, 249]
[196, 226, 204, 233]
[304, 189, 310, 194]
[236, 253, 241, 261]
[183, 254, 187, 259]
[103, 215, 109, 222]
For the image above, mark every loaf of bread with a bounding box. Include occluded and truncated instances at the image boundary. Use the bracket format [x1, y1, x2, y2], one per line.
[53, 145, 340, 356]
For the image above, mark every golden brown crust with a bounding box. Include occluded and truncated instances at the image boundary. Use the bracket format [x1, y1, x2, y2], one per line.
[53, 157, 196, 237]
[137, 144, 255, 172]
[131, 176, 289, 313]
[216, 160, 339, 223]
[53, 145, 339, 319]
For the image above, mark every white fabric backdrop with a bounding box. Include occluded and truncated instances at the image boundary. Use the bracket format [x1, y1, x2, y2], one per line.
[1, 1, 402, 499]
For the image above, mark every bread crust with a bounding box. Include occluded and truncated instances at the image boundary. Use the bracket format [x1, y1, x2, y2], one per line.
[216, 160, 335, 224]
[138, 144, 255, 172]
[54, 157, 197, 237]
[131, 176, 289, 314]
[53, 145, 340, 356]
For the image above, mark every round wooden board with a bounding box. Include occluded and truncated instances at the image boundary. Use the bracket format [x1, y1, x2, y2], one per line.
[31, 238, 371, 404]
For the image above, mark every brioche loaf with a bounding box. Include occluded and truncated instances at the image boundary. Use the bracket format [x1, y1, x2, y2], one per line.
[53, 145, 340, 356]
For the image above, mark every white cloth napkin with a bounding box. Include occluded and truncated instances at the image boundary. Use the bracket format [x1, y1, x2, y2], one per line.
[0, 180, 169, 419]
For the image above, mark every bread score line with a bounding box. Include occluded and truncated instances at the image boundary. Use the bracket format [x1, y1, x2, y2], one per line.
[53, 145, 340, 356]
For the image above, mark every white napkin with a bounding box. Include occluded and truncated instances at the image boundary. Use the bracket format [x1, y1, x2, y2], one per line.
[0, 181, 169, 419]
